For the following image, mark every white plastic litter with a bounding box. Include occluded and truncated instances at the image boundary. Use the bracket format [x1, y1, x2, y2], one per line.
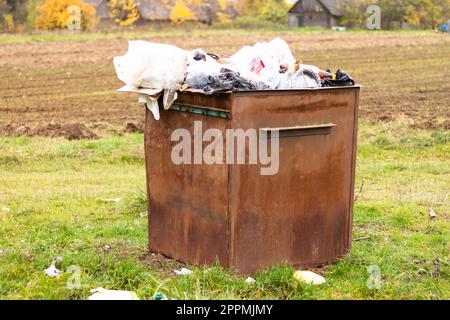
[162, 89, 178, 110]
[230, 38, 295, 89]
[44, 256, 63, 277]
[253, 38, 295, 70]
[279, 64, 322, 89]
[99, 198, 122, 203]
[1, 207, 12, 213]
[113, 40, 188, 90]
[88, 287, 139, 300]
[230, 45, 279, 89]
[186, 51, 223, 90]
[114, 38, 338, 120]
[139, 95, 160, 120]
[245, 277, 256, 284]
[174, 267, 193, 276]
[293, 270, 326, 285]
[139, 211, 148, 217]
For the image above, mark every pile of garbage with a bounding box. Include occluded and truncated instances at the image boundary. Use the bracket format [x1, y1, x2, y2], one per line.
[114, 38, 355, 120]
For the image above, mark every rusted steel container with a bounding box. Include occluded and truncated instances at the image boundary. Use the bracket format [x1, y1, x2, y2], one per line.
[144, 86, 360, 274]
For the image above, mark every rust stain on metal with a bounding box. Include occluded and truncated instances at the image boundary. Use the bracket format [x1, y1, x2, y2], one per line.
[145, 87, 360, 274]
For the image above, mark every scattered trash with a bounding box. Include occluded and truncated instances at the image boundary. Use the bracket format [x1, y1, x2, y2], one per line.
[429, 209, 438, 219]
[245, 277, 256, 284]
[0, 249, 5, 256]
[431, 259, 441, 278]
[88, 288, 139, 300]
[102, 244, 111, 253]
[139, 211, 149, 217]
[114, 38, 356, 121]
[439, 24, 448, 33]
[354, 236, 371, 242]
[293, 270, 326, 285]
[44, 256, 63, 277]
[153, 292, 168, 300]
[1, 207, 12, 213]
[99, 198, 122, 203]
[333, 26, 347, 32]
[416, 268, 428, 275]
[173, 267, 193, 276]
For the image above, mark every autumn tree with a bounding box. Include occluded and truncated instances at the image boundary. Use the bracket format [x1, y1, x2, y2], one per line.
[35, 0, 98, 30]
[338, 0, 450, 29]
[108, 0, 140, 26]
[237, 0, 288, 23]
[170, 0, 196, 23]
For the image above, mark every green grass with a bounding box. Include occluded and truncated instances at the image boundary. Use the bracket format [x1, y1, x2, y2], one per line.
[0, 27, 437, 44]
[0, 122, 448, 300]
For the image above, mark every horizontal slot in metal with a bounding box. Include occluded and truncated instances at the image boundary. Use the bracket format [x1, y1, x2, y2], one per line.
[260, 123, 336, 138]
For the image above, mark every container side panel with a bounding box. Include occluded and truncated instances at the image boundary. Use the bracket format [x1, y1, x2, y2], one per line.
[145, 110, 230, 267]
[230, 88, 358, 273]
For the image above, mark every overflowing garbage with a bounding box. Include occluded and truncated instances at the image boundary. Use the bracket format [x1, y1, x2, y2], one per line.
[114, 38, 355, 120]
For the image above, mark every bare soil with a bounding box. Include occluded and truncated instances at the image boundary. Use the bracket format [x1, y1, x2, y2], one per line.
[0, 31, 449, 137]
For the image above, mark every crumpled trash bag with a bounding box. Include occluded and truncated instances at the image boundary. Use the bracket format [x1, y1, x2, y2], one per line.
[202, 68, 267, 94]
[44, 256, 63, 277]
[113, 40, 188, 90]
[279, 64, 322, 89]
[293, 270, 326, 285]
[186, 50, 224, 90]
[321, 69, 355, 87]
[230, 38, 295, 89]
[173, 267, 193, 275]
[88, 288, 139, 300]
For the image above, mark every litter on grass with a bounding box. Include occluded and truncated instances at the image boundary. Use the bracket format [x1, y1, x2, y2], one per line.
[114, 38, 355, 120]
[44, 256, 63, 277]
[429, 209, 438, 219]
[140, 211, 149, 217]
[99, 198, 122, 203]
[153, 292, 168, 300]
[88, 288, 139, 300]
[293, 270, 326, 285]
[173, 267, 193, 276]
[245, 277, 256, 284]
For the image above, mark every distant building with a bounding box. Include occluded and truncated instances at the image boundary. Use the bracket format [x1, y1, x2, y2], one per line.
[85, 0, 232, 25]
[288, 0, 343, 28]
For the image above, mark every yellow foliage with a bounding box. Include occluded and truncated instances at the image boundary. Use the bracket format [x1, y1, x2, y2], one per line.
[35, 0, 98, 31]
[3, 14, 14, 32]
[170, 0, 196, 23]
[216, 12, 230, 23]
[108, 0, 140, 27]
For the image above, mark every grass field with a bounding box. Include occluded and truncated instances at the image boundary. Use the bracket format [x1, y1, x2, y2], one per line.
[0, 29, 449, 300]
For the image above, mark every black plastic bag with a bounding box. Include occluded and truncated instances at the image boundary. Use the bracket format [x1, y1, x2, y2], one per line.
[321, 69, 355, 87]
[203, 68, 266, 94]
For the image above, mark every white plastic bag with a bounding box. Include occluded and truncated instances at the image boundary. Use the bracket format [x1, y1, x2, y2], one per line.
[113, 40, 188, 90]
[88, 288, 139, 300]
[230, 38, 295, 90]
[253, 38, 295, 70]
[279, 64, 322, 89]
[186, 50, 223, 90]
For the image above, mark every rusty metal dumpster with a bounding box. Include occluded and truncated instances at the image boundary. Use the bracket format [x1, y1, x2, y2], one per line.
[144, 86, 360, 274]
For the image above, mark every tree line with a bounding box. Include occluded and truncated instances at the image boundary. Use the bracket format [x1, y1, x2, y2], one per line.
[0, 0, 449, 32]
